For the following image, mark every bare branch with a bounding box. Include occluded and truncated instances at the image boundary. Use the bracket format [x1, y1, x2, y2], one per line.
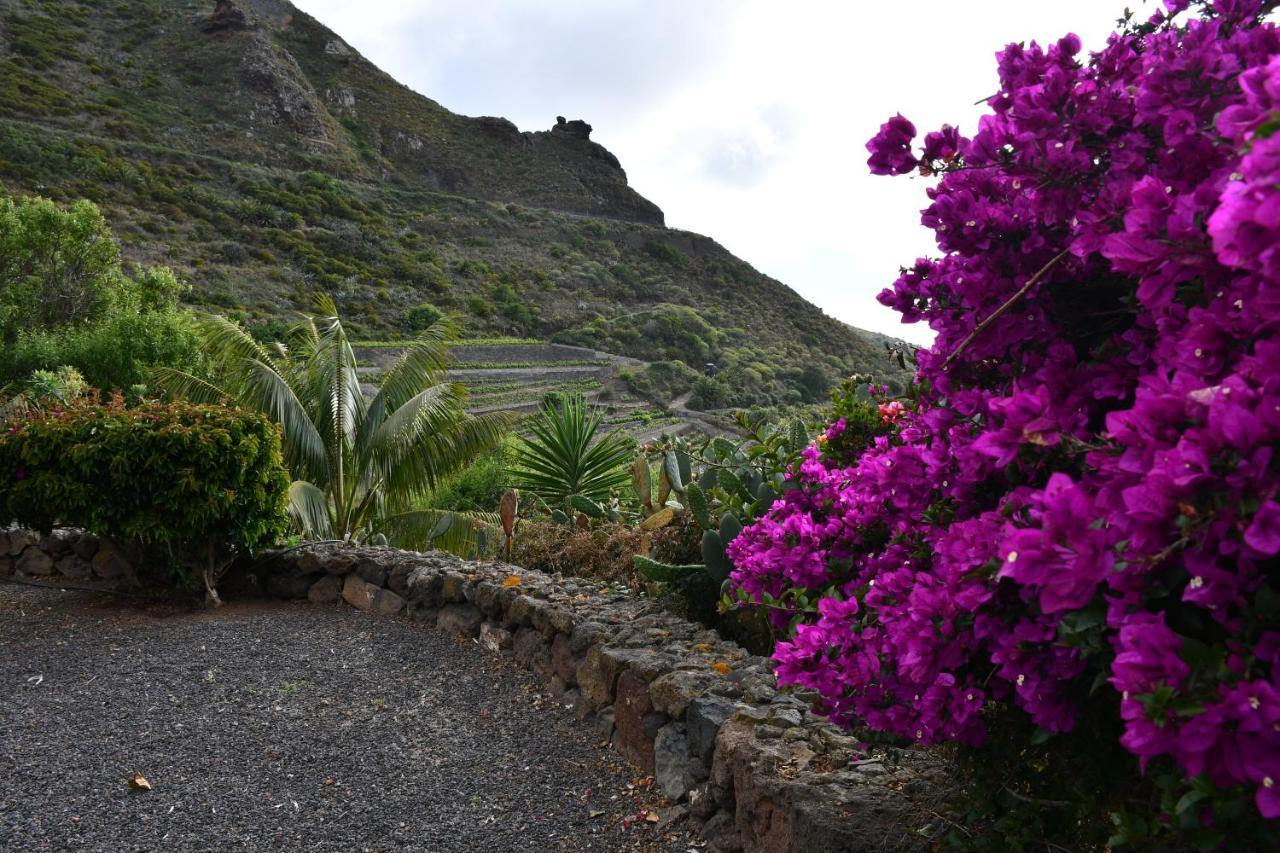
[942, 249, 1072, 369]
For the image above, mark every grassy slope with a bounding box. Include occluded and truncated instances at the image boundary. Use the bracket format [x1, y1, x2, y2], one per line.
[0, 0, 910, 405]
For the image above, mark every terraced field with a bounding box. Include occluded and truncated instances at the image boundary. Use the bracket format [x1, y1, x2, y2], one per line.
[352, 340, 728, 439]
[354, 341, 734, 439]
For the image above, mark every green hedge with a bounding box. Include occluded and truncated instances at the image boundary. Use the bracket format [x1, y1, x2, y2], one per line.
[0, 402, 290, 603]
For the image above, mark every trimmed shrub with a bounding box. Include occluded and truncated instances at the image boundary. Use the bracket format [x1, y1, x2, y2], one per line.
[0, 401, 290, 604]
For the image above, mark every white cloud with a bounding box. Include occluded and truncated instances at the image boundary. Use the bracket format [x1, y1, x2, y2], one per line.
[294, 0, 1141, 344]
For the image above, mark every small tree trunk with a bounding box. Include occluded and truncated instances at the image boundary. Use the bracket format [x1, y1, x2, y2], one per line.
[203, 572, 224, 608]
[203, 541, 224, 609]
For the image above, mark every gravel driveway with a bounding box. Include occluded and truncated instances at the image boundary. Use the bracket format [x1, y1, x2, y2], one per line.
[0, 584, 698, 852]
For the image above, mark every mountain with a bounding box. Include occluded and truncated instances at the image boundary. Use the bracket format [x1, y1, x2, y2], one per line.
[0, 0, 909, 407]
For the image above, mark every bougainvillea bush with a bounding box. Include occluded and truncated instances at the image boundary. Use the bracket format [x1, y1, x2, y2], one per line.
[730, 1, 1280, 846]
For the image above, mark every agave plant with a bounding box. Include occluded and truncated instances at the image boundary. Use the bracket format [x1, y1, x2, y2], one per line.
[154, 296, 513, 552]
[510, 393, 632, 512]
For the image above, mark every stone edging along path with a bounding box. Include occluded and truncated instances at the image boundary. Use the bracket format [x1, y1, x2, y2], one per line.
[2, 531, 945, 852]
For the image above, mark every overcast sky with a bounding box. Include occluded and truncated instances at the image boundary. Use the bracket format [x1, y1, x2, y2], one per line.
[293, 0, 1141, 344]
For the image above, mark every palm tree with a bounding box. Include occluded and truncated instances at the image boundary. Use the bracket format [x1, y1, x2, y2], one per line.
[155, 296, 513, 551]
[511, 393, 633, 511]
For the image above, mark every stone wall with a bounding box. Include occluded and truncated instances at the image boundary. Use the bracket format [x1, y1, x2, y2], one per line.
[263, 543, 945, 852]
[0, 527, 137, 587]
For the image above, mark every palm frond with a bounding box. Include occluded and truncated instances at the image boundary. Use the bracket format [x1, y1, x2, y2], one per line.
[308, 310, 366, 459]
[382, 408, 515, 498]
[237, 357, 329, 484]
[287, 480, 333, 539]
[312, 292, 341, 319]
[362, 383, 460, 470]
[370, 317, 458, 416]
[292, 313, 321, 353]
[380, 508, 501, 557]
[192, 313, 280, 376]
[150, 367, 231, 405]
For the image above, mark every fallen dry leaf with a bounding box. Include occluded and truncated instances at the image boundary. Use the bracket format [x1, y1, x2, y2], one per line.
[127, 772, 151, 792]
[644, 810, 660, 823]
[501, 574, 522, 588]
[640, 507, 674, 531]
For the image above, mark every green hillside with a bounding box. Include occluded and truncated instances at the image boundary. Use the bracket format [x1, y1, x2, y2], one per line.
[0, 0, 909, 407]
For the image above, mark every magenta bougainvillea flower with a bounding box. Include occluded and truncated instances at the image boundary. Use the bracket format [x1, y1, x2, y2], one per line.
[731, 0, 1280, 822]
[865, 114, 919, 176]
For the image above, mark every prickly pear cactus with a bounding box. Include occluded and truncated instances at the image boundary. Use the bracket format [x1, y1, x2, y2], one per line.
[570, 494, 607, 519]
[701, 530, 728, 582]
[685, 481, 713, 531]
[663, 450, 684, 495]
[630, 457, 652, 512]
[640, 506, 675, 530]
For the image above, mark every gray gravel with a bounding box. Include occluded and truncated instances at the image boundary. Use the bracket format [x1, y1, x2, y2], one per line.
[0, 584, 698, 852]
